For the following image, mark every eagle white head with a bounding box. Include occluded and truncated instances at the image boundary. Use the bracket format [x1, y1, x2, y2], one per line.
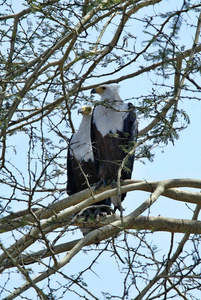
[78, 105, 93, 115]
[91, 85, 122, 102]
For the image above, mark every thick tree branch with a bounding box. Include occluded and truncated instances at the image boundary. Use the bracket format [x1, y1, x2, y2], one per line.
[2, 214, 201, 270]
[1, 178, 201, 233]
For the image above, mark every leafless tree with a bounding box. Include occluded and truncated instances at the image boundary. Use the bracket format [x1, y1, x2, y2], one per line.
[0, 0, 201, 299]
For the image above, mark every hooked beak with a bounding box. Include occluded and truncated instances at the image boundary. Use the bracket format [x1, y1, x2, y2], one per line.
[91, 88, 96, 94]
[78, 107, 83, 114]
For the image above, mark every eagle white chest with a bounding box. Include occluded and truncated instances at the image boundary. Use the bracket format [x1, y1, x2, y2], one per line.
[93, 102, 129, 137]
[70, 116, 93, 162]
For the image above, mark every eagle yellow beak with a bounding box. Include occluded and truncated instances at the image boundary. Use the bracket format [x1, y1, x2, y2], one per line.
[91, 86, 106, 94]
[78, 106, 93, 115]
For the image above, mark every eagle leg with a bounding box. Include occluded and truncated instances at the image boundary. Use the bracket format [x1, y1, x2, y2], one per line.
[94, 179, 104, 190]
[114, 203, 125, 213]
[95, 179, 116, 191]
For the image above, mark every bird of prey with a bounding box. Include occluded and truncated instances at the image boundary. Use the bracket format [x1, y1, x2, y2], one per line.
[91, 85, 138, 211]
[67, 106, 111, 235]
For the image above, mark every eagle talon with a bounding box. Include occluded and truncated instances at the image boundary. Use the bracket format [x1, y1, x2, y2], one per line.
[76, 205, 113, 222]
[76, 205, 113, 237]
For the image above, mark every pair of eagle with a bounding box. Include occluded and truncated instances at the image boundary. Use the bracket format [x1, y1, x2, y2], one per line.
[67, 85, 138, 225]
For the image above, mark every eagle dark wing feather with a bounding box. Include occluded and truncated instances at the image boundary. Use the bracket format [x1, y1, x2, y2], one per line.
[121, 102, 138, 180]
[123, 103, 138, 139]
[67, 140, 99, 194]
[67, 137, 77, 196]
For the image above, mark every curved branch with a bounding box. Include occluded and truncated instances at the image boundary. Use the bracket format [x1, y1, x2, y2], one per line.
[133, 204, 201, 300]
[1, 178, 201, 233]
[3, 213, 201, 270]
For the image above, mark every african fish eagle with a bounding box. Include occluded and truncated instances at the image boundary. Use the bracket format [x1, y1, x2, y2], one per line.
[67, 106, 111, 234]
[67, 106, 96, 195]
[91, 85, 138, 211]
